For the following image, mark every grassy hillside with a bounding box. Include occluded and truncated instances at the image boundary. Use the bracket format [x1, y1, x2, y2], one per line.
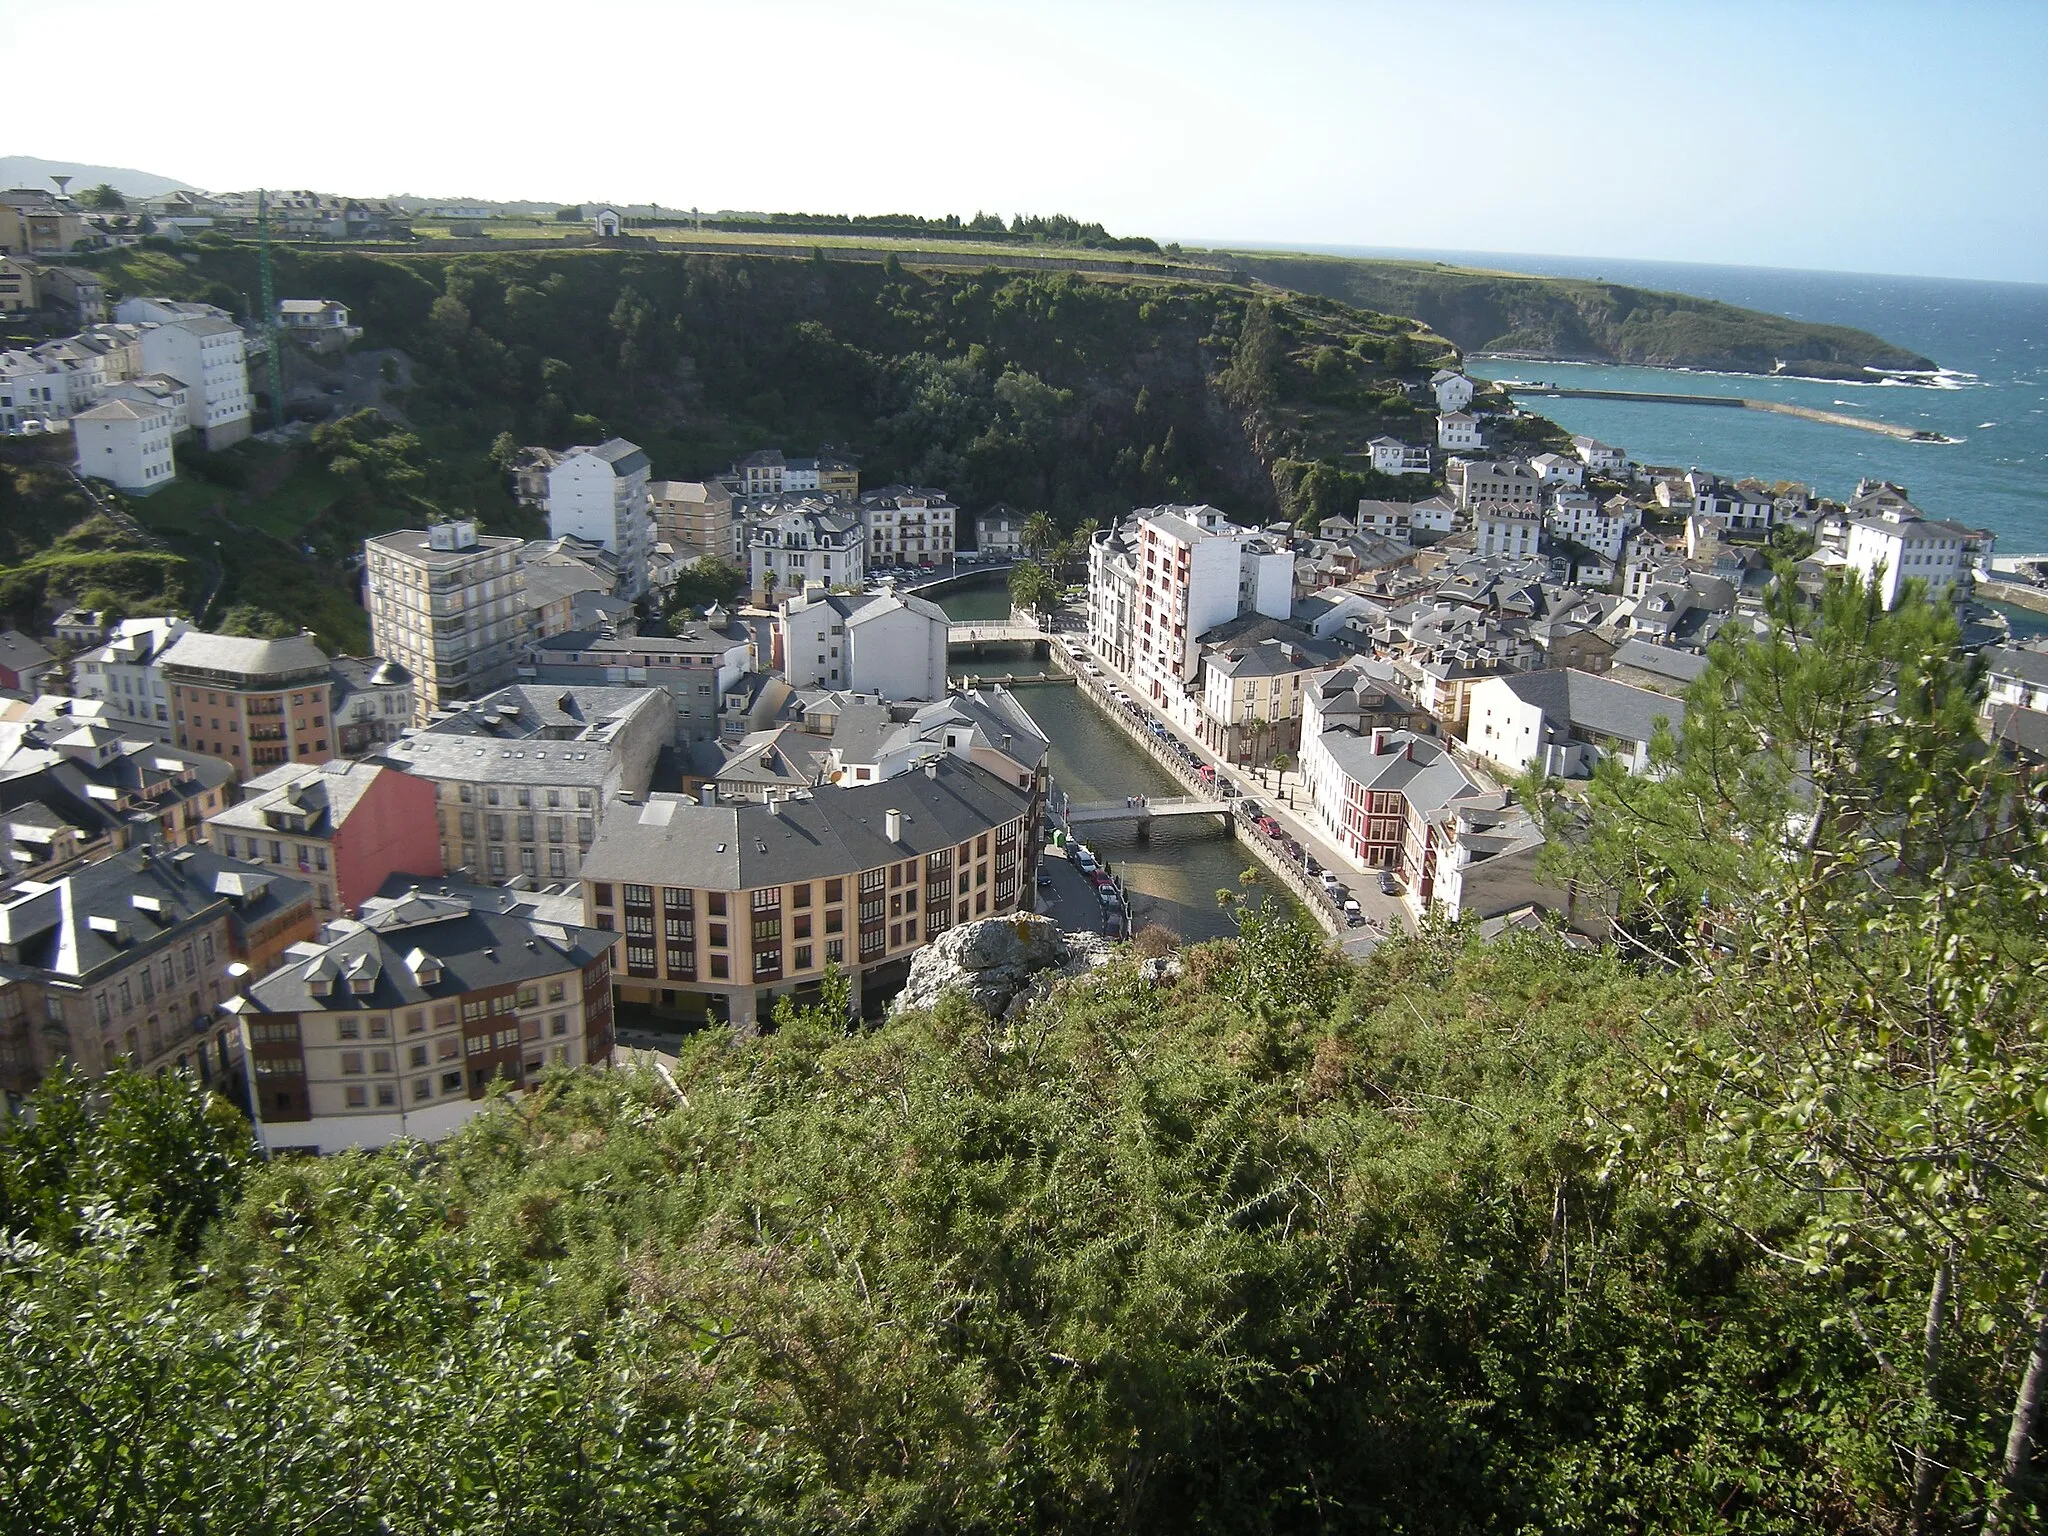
[5, 245, 1475, 640]
[1218, 252, 1935, 376]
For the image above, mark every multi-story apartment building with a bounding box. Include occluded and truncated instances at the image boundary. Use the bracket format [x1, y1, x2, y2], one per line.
[1194, 616, 1341, 763]
[1473, 506, 1542, 560]
[1087, 523, 1140, 674]
[727, 449, 858, 499]
[1449, 459, 1542, 513]
[1437, 412, 1482, 451]
[378, 683, 669, 882]
[226, 879, 614, 1154]
[72, 395, 177, 490]
[777, 589, 950, 701]
[1122, 505, 1292, 724]
[1845, 502, 1984, 609]
[365, 521, 529, 719]
[1302, 726, 1480, 889]
[162, 631, 338, 773]
[580, 755, 1038, 1031]
[1544, 489, 1638, 562]
[745, 499, 867, 603]
[518, 616, 754, 747]
[546, 439, 653, 600]
[0, 843, 315, 1105]
[1571, 435, 1627, 474]
[649, 479, 737, 562]
[859, 485, 957, 568]
[70, 617, 188, 738]
[206, 759, 442, 917]
[112, 300, 253, 450]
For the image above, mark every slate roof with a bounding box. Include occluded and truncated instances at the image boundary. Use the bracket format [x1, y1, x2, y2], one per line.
[576, 438, 651, 476]
[1990, 705, 2048, 763]
[206, 759, 397, 839]
[0, 844, 310, 982]
[1609, 640, 1711, 686]
[1494, 668, 1684, 746]
[1317, 729, 1477, 816]
[158, 630, 330, 682]
[582, 756, 1033, 891]
[0, 631, 54, 673]
[244, 883, 609, 1015]
[1984, 646, 2048, 689]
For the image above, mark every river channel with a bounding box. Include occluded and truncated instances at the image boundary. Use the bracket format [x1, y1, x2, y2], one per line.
[935, 577, 1263, 942]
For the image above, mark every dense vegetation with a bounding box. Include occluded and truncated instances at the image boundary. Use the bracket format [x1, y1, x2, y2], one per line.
[1221, 253, 1936, 375]
[4, 575, 2044, 1532]
[4, 245, 1461, 641]
[630, 210, 1164, 253]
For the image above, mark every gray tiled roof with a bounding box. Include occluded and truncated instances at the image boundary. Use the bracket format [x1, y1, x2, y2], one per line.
[1610, 640, 1711, 685]
[1985, 646, 2048, 689]
[159, 630, 329, 681]
[245, 882, 608, 1015]
[1496, 668, 1684, 745]
[581, 756, 1032, 890]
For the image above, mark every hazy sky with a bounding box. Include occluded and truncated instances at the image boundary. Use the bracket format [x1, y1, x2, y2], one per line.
[7, 0, 2043, 283]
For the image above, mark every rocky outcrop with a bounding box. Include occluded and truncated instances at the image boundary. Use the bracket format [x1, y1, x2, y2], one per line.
[889, 914, 1115, 1020]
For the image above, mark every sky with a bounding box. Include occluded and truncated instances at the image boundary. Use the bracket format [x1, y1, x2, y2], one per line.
[6, 0, 2044, 284]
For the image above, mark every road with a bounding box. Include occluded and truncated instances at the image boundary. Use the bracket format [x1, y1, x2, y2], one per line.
[1056, 619, 1410, 959]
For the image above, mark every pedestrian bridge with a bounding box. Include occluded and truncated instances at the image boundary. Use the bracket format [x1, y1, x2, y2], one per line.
[1064, 795, 1232, 827]
[948, 620, 1046, 645]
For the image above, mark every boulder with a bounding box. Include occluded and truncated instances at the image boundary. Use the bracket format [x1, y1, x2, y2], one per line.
[889, 913, 1113, 1020]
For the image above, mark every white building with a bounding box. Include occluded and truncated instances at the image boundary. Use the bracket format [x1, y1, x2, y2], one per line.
[1431, 369, 1476, 413]
[1571, 435, 1626, 474]
[1122, 505, 1293, 726]
[1354, 499, 1414, 542]
[1087, 524, 1139, 674]
[778, 588, 950, 701]
[72, 397, 177, 490]
[546, 439, 653, 600]
[1545, 489, 1638, 561]
[1367, 436, 1431, 476]
[1473, 506, 1542, 560]
[1468, 669, 1684, 779]
[1408, 495, 1461, 535]
[0, 344, 102, 432]
[859, 485, 956, 568]
[1452, 459, 1542, 512]
[746, 501, 866, 602]
[1437, 411, 1482, 451]
[1844, 505, 1979, 609]
[1528, 452, 1584, 488]
[70, 617, 190, 737]
[131, 312, 252, 449]
[975, 507, 1026, 557]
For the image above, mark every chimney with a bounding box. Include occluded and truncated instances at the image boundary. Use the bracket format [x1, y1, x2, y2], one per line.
[885, 808, 903, 843]
[766, 791, 780, 817]
[924, 761, 937, 779]
[699, 783, 717, 806]
[1370, 727, 1389, 756]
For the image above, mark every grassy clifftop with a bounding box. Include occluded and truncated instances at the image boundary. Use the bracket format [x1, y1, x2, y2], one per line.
[1218, 252, 1936, 376]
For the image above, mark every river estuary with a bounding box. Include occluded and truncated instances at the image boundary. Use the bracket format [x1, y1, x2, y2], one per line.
[935, 577, 1263, 943]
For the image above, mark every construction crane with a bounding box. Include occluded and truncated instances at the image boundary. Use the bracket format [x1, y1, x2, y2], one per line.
[256, 188, 284, 430]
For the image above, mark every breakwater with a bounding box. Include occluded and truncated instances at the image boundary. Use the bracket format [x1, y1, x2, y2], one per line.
[1508, 385, 1957, 443]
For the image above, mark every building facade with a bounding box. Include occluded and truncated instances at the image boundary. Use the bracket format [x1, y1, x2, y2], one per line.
[581, 756, 1037, 1031]
[859, 486, 957, 568]
[778, 590, 950, 701]
[72, 395, 176, 490]
[229, 880, 614, 1153]
[162, 631, 340, 773]
[377, 684, 670, 882]
[364, 522, 529, 720]
[546, 440, 653, 600]
[206, 759, 443, 917]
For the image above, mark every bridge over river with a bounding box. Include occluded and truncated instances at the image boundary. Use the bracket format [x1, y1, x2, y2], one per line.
[1062, 795, 1234, 835]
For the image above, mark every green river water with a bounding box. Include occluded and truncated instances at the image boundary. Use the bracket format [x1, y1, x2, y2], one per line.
[935, 578, 1262, 942]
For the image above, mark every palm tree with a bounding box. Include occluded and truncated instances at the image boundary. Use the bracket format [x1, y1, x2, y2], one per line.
[761, 569, 779, 608]
[1022, 511, 1060, 559]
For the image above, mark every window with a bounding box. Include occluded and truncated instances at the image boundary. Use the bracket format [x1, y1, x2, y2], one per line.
[409, 1044, 429, 1068]
[751, 887, 781, 910]
[337, 1018, 361, 1040]
[341, 1051, 364, 1075]
[824, 879, 843, 904]
[708, 923, 727, 947]
[371, 1050, 392, 1073]
[412, 1077, 433, 1102]
[663, 887, 692, 911]
[592, 884, 613, 908]
[375, 1084, 396, 1107]
[707, 892, 727, 916]
[795, 944, 813, 970]
[368, 1016, 389, 1038]
[623, 884, 652, 906]
[550, 1014, 568, 1037]
[406, 1010, 425, 1034]
[345, 1085, 369, 1108]
[546, 979, 565, 1003]
[442, 1070, 464, 1093]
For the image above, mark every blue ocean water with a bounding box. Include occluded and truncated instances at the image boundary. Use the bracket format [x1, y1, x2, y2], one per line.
[1304, 247, 2048, 555]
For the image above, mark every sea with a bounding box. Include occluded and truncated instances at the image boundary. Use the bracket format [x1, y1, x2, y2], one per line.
[1298, 247, 2048, 563]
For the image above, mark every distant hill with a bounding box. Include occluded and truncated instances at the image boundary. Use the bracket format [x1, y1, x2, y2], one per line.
[0, 154, 200, 199]
[1214, 251, 1937, 377]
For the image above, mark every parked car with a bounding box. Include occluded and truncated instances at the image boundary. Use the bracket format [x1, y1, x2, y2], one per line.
[1378, 871, 1399, 896]
[1036, 871, 1054, 889]
[1280, 836, 1302, 859]
[1257, 816, 1280, 837]
[1075, 848, 1098, 874]
[1343, 899, 1364, 923]
[1240, 800, 1262, 819]
[1304, 855, 1322, 877]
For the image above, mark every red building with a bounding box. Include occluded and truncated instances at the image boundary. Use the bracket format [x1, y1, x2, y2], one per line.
[204, 759, 441, 917]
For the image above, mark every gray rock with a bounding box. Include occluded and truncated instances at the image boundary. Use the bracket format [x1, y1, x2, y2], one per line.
[889, 914, 1114, 1020]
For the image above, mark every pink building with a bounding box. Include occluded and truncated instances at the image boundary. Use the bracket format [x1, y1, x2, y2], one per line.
[204, 759, 441, 917]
